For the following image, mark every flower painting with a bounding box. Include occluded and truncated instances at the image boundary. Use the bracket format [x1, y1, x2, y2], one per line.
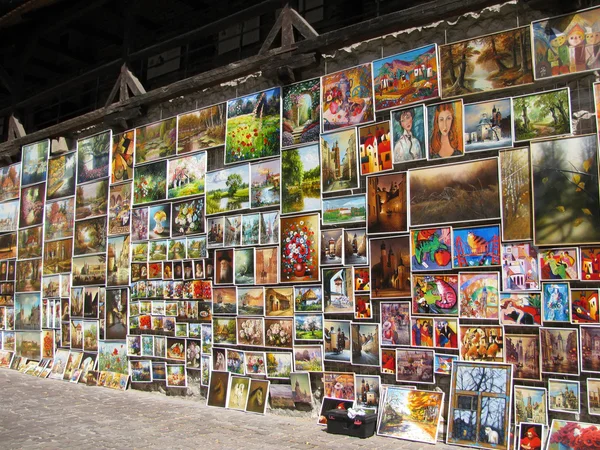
[135, 117, 177, 164]
[171, 198, 205, 237]
[282, 78, 320, 147]
[547, 419, 600, 450]
[133, 161, 167, 205]
[108, 183, 131, 235]
[225, 87, 281, 164]
[77, 130, 111, 184]
[280, 213, 319, 283]
[205, 164, 249, 215]
[167, 151, 206, 199]
[177, 103, 226, 154]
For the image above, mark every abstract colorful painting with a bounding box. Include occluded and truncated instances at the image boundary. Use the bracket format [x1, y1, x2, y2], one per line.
[571, 289, 599, 324]
[358, 121, 392, 175]
[452, 224, 501, 268]
[459, 326, 503, 362]
[410, 227, 452, 272]
[412, 274, 458, 316]
[282, 78, 320, 147]
[499, 292, 541, 326]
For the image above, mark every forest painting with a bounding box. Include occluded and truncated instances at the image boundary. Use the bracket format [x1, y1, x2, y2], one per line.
[47, 152, 75, 200]
[439, 26, 532, 98]
[177, 103, 226, 154]
[133, 161, 167, 205]
[409, 158, 500, 227]
[282, 78, 320, 147]
[0, 163, 20, 201]
[167, 151, 206, 199]
[135, 117, 177, 164]
[225, 87, 281, 164]
[447, 362, 512, 449]
[77, 131, 111, 184]
[531, 134, 600, 245]
[281, 144, 321, 214]
[499, 147, 532, 241]
[512, 88, 571, 141]
[75, 179, 108, 220]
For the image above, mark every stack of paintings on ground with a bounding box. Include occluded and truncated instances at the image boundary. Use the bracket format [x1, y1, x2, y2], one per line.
[0, 5, 600, 448]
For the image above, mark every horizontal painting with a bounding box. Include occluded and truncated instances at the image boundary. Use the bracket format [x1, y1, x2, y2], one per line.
[410, 227, 452, 272]
[47, 152, 75, 200]
[133, 161, 167, 205]
[111, 131, 134, 184]
[452, 224, 501, 268]
[320, 128, 358, 193]
[281, 144, 321, 215]
[322, 195, 366, 226]
[459, 326, 504, 362]
[464, 98, 513, 152]
[77, 130, 111, 184]
[167, 152, 206, 199]
[427, 100, 464, 159]
[366, 172, 407, 234]
[499, 147, 532, 241]
[135, 117, 177, 165]
[177, 103, 225, 154]
[391, 104, 427, 163]
[358, 121, 392, 175]
[72, 255, 106, 287]
[512, 88, 571, 142]
[412, 274, 458, 316]
[499, 292, 541, 326]
[282, 78, 320, 148]
[205, 164, 249, 215]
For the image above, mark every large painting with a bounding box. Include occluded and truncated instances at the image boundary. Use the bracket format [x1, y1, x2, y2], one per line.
[77, 130, 111, 184]
[205, 164, 249, 215]
[135, 117, 177, 165]
[177, 103, 226, 154]
[282, 78, 320, 148]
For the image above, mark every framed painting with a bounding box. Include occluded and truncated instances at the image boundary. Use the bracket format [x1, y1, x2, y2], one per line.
[499, 147, 532, 241]
[409, 157, 500, 227]
[412, 274, 458, 316]
[135, 117, 177, 165]
[531, 6, 600, 79]
[546, 419, 600, 450]
[548, 379, 580, 414]
[250, 158, 280, 209]
[354, 294, 371, 319]
[391, 104, 427, 164]
[513, 88, 572, 142]
[260, 211, 279, 245]
[104, 289, 127, 340]
[589, 378, 600, 415]
[293, 345, 324, 372]
[148, 240, 166, 262]
[323, 319, 350, 362]
[111, 131, 134, 184]
[106, 235, 130, 287]
[531, 134, 600, 245]
[223, 215, 241, 247]
[265, 352, 292, 378]
[581, 325, 600, 372]
[320, 128, 358, 193]
[353, 373, 380, 410]
[459, 326, 504, 362]
[279, 212, 319, 283]
[322, 195, 366, 226]
[410, 227, 452, 272]
[47, 152, 76, 200]
[108, 182, 131, 235]
[321, 63, 374, 132]
[167, 238, 185, 260]
[452, 224, 501, 268]
[294, 286, 322, 313]
[234, 248, 254, 285]
[411, 317, 434, 348]
[206, 370, 230, 408]
[237, 287, 264, 316]
[18, 226, 43, 259]
[517, 423, 544, 450]
[289, 372, 312, 404]
[322, 268, 354, 314]
[280, 144, 321, 215]
[464, 98, 513, 153]
[265, 287, 294, 317]
[0, 233, 17, 259]
[500, 292, 541, 326]
[255, 246, 278, 285]
[0, 199, 18, 233]
[20, 183, 46, 228]
[320, 228, 343, 266]
[77, 130, 111, 184]
[358, 121, 392, 175]
[21, 139, 49, 186]
[434, 353, 458, 375]
[395, 348, 434, 384]
[571, 289, 599, 324]
[540, 327, 579, 375]
[75, 179, 108, 221]
[370, 235, 410, 298]
[514, 385, 547, 425]
[343, 228, 368, 266]
[148, 204, 170, 240]
[131, 207, 148, 241]
[72, 255, 106, 286]
[539, 248, 578, 280]
[439, 26, 532, 98]
[14, 293, 41, 330]
[176, 102, 226, 154]
[377, 386, 443, 443]
[16, 258, 42, 292]
[207, 216, 223, 248]
[171, 197, 205, 237]
[447, 362, 512, 450]
[282, 78, 320, 148]
[132, 160, 167, 205]
[225, 87, 281, 164]
[0, 163, 20, 201]
[353, 267, 370, 293]
[581, 247, 600, 281]
[167, 151, 206, 199]
[426, 99, 464, 159]
[434, 318, 458, 349]
[366, 172, 407, 234]
[130, 360, 152, 383]
[226, 375, 249, 409]
[205, 164, 249, 215]
[74, 217, 107, 256]
[350, 322, 380, 367]
[505, 333, 541, 380]
[240, 213, 259, 246]
[15, 331, 41, 360]
[380, 301, 410, 346]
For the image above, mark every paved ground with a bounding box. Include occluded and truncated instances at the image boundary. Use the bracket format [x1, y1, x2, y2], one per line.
[0, 369, 458, 449]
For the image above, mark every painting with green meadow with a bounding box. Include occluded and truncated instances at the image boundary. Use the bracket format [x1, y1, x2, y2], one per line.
[167, 152, 206, 199]
[205, 165, 249, 215]
[133, 161, 167, 205]
[512, 88, 571, 142]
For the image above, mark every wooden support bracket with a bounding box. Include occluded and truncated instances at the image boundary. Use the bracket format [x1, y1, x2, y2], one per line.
[105, 63, 147, 107]
[259, 4, 319, 55]
[7, 114, 25, 142]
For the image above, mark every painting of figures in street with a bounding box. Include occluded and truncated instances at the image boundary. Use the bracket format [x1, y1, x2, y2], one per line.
[373, 44, 439, 111]
[464, 98, 513, 152]
[320, 129, 358, 193]
[513, 88, 571, 142]
[377, 387, 443, 443]
[281, 144, 321, 214]
[225, 87, 281, 164]
[177, 103, 225, 154]
[439, 27, 532, 98]
[282, 78, 320, 147]
[505, 334, 541, 380]
[135, 118, 177, 164]
[77, 131, 111, 184]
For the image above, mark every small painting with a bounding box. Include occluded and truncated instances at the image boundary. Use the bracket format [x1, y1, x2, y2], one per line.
[588, 378, 600, 415]
[255, 246, 278, 284]
[167, 151, 206, 199]
[321, 63, 374, 132]
[350, 322, 379, 367]
[514, 385, 547, 425]
[171, 197, 205, 237]
[250, 158, 280, 208]
[354, 268, 370, 293]
[517, 423, 544, 450]
[344, 228, 368, 266]
[18, 226, 43, 259]
[294, 314, 323, 341]
[135, 117, 176, 164]
[0, 200, 18, 233]
[205, 164, 250, 215]
[260, 211, 279, 244]
[358, 121, 392, 175]
[131, 207, 148, 241]
[540, 327, 579, 375]
[294, 286, 322, 313]
[225, 87, 281, 164]
[434, 318, 459, 349]
[280, 144, 321, 215]
[426, 99, 464, 159]
[320, 128, 358, 193]
[501, 242, 539, 291]
[16, 259, 42, 292]
[580, 247, 600, 281]
[77, 130, 111, 184]
[111, 131, 134, 184]
[241, 214, 259, 246]
[75, 179, 108, 220]
[280, 212, 319, 283]
[148, 204, 170, 240]
[395, 348, 434, 383]
[132, 160, 167, 205]
[410, 227, 452, 272]
[380, 301, 410, 346]
[207, 216, 223, 247]
[214, 249, 233, 285]
[282, 78, 320, 147]
[322, 195, 366, 226]
[391, 104, 427, 163]
[177, 103, 225, 154]
[47, 152, 76, 200]
[542, 282, 570, 323]
[108, 183, 131, 235]
[366, 172, 407, 234]
[459, 326, 504, 362]
[499, 147, 532, 241]
[322, 268, 353, 314]
[0, 163, 20, 201]
[186, 236, 206, 259]
[548, 379, 580, 414]
[106, 235, 130, 287]
[370, 235, 410, 298]
[464, 98, 513, 152]
[581, 325, 600, 372]
[293, 345, 324, 372]
[234, 248, 254, 285]
[21, 140, 48, 186]
[434, 353, 458, 375]
[571, 289, 599, 324]
[505, 333, 541, 380]
[213, 287, 236, 315]
[320, 228, 343, 266]
[499, 292, 542, 326]
[411, 317, 434, 348]
[14, 293, 41, 330]
[265, 352, 292, 378]
[412, 274, 458, 316]
[227, 375, 250, 410]
[513, 88, 571, 142]
[20, 183, 46, 228]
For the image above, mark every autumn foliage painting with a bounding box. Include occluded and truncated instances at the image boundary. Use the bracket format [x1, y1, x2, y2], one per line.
[499, 147, 532, 241]
[177, 103, 226, 154]
[439, 26, 532, 98]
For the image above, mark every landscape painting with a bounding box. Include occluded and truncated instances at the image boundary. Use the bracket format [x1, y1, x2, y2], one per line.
[439, 26, 532, 98]
[366, 172, 407, 234]
[205, 164, 249, 215]
[320, 128, 358, 193]
[72, 255, 106, 287]
[0, 163, 20, 201]
[322, 195, 366, 225]
[135, 117, 177, 164]
[111, 131, 134, 184]
[250, 158, 280, 208]
[47, 152, 76, 200]
[391, 105, 427, 163]
[108, 183, 131, 235]
[512, 88, 571, 142]
[499, 147, 532, 241]
[321, 63, 374, 132]
[177, 103, 226, 154]
[45, 198, 75, 241]
[74, 217, 107, 256]
[21, 139, 48, 186]
[167, 151, 206, 199]
[132, 161, 167, 205]
[225, 87, 281, 164]
[281, 144, 321, 214]
[77, 130, 111, 184]
[464, 98, 513, 152]
[0, 200, 18, 232]
[282, 78, 320, 147]
[531, 134, 600, 245]
[43, 239, 72, 275]
[20, 183, 46, 228]
[409, 158, 500, 227]
[373, 44, 439, 111]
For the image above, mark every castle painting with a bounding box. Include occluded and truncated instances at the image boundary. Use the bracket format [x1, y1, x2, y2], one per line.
[369, 235, 410, 299]
[464, 98, 513, 152]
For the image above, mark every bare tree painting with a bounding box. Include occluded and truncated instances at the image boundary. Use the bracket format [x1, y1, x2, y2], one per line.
[499, 147, 532, 241]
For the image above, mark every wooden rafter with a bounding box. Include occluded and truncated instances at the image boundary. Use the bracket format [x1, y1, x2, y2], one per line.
[259, 4, 319, 55]
[104, 63, 146, 107]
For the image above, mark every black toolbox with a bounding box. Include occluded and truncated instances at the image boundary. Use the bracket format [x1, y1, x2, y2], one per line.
[325, 409, 377, 438]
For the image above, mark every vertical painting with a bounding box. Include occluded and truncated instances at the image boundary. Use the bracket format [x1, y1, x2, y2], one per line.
[177, 103, 226, 154]
[439, 26, 532, 98]
[321, 63, 374, 132]
[106, 235, 130, 287]
[531, 134, 600, 245]
[409, 158, 500, 227]
[205, 164, 250, 215]
[391, 104, 427, 163]
[373, 44, 439, 111]
[131, 207, 148, 241]
[370, 235, 411, 298]
[499, 147, 532, 241]
[241, 214, 259, 246]
[540, 327, 579, 375]
[366, 172, 407, 234]
[255, 246, 278, 285]
[14, 293, 41, 330]
[0, 200, 18, 232]
[77, 130, 111, 184]
[280, 213, 319, 283]
[513, 385, 547, 425]
[320, 128, 358, 193]
[0, 163, 21, 201]
[512, 88, 571, 142]
[108, 182, 132, 235]
[570, 289, 599, 324]
[580, 247, 600, 281]
[225, 87, 281, 164]
[358, 121, 393, 175]
[47, 152, 76, 200]
[505, 334, 541, 380]
[250, 158, 280, 209]
[531, 6, 600, 79]
[111, 131, 134, 184]
[452, 224, 501, 268]
[350, 322, 380, 367]
[501, 242, 539, 291]
[21, 139, 49, 186]
[45, 198, 75, 241]
[380, 301, 410, 346]
[135, 117, 177, 164]
[344, 228, 368, 266]
[320, 228, 343, 266]
[167, 151, 206, 199]
[427, 100, 464, 159]
[447, 362, 512, 450]
[281, 144, 321, 215]
[20, 183, 46, 228]
[581, 325, 600, 372]
[234, 248, 254, 285]
[410, 227, 452, 272]
[322, 268, 354, 314]
[464, 98, 513, 152]
[260, 211, 279, 245]
[282, 78, 320, 147]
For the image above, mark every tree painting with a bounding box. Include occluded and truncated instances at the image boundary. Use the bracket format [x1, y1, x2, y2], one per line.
[177, 103, 226, 154]
[75, 179, 108, 220]
[448, 362, 512, 449]
[133, 161, 167, 205]
[45, 198, 75, 241]
[205, 165, 249, 215]
[225, 87, 281, 164]
[250, 158, 280, 209]
[499, 147, 532, 241]
[167, 151, 206, 199]
[19, 183, 46, 228]
[77, 131, 111, 184]
[74, 217, 107, 256]
[135, 117, 177, 164]
[513, 88, 571, 142]
[439, 26, 532, 98]
[282, 78, 320, 147]
[0, 163, 21, 201]
[531, 134, 600, 245]
[21, 139, 49, 186]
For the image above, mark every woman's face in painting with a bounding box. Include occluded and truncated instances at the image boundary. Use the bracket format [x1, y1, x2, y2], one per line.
[438, 109, 453, 137]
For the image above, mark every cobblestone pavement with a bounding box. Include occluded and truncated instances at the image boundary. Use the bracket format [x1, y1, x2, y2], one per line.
[0, 369, 458, 449]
